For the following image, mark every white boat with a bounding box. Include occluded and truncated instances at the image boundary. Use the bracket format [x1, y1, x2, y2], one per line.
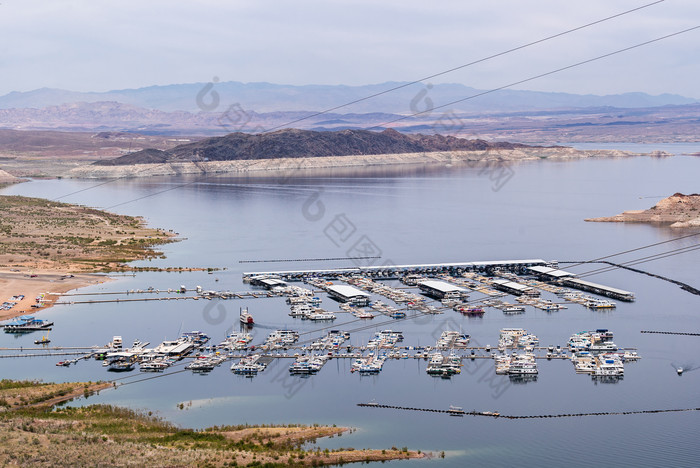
[508, 360, 538, 375]
[306, 311, 336, 321]
[289, 355, 328, 374]
[219, 332, 253, 350]
[589, 342, 618, 352]
[108, 359, 135, 372]
[594, 354, 624, 376]
[353, 310, 375, 319]
[239, 307, 254, 325]
[231, 354, 266, 375]
[140, 360, 170, 372]
[186, 355, 224, 372]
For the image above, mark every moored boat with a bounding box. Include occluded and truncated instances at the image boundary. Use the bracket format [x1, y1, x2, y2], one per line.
[4, 315, 53, 333]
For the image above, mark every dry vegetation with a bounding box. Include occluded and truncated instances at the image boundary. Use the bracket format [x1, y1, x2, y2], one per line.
[0, 380, 424, 467]
[0, 195, 175, 272]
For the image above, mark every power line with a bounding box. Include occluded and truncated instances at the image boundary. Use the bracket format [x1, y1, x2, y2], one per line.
[50, 2, 668, 205]
[370, 25, 700, 129]
[564, 232, 700, 269]
[577, 244, 700, 278]
[262, 0, 666, 132]
[79, 24, 700, 211]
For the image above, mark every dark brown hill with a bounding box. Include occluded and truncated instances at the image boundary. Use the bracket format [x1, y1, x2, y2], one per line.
[95, 128, 535, 166]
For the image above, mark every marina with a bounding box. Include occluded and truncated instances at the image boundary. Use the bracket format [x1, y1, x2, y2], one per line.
[0, 262, 645, 384]
[2, 155, 698, 467]
[0, 324, 637, 381]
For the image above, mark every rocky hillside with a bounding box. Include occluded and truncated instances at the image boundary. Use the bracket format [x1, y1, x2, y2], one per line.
[95, 128, 535, 165]
[586, 193, 700, 228]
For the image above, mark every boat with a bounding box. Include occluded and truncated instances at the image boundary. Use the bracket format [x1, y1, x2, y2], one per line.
[508, 361, 538, 375]
[219, 332, 253, 350]
[108, 359, 135, 372]
[289, 305, 312, 317]
[181, 331, 210, 345]
[239, 307, 254, 325]
[139, 360, 170, 372]
[585, 299, 616, 309]
[353, 310, 375, 319]
[352, 353, 386, 375]
[4, 315, 53, 333]
[109, 336, 123, 349]
[589, 342, 618, 352]
[459, 307, 485, 316]
[306, 311, 336, 321]
[677, 367, 684, 375]
[289, 355, 328, 374]
[502, 306, 525, 314]
[594, 354, 624, 376]
[448, 405, 465, 416]
[231, 354, 267, 375]
[264, 330, 299, 348]
[34, 332, 51, 344]
[186, 355, 225, 372]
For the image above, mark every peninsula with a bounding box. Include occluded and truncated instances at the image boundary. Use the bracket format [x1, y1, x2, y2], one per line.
[0, 379, 424, 467]
[65, 128, 641, 179]
[586, 193, 700, 228]
[0, 195, 175, 319]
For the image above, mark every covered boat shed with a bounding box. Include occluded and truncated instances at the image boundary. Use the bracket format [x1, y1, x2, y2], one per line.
[417, 280, 465, 299]
[326, 284, 371, 306]
[490, 278, 539, 296]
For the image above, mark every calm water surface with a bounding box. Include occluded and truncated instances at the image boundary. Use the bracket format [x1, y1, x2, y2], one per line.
[2, 151, 699, 467]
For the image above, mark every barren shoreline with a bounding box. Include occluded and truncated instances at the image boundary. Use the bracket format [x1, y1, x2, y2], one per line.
[0, 195, 176, 322]
[67, 147, 642, 179]
[586, 193, 700, 228]
[0, 269, 111, 321]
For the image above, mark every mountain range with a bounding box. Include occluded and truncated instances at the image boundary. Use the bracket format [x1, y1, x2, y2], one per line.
[1, 81, 696, 114]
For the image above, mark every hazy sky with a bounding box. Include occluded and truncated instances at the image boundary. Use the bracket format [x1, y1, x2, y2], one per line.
[0, 0, 698, 98]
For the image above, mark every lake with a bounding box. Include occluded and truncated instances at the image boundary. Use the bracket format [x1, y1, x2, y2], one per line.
[2, 149, 700, 467]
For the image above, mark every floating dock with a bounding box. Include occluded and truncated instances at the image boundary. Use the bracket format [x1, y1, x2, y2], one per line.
[243, 259, 550, 281]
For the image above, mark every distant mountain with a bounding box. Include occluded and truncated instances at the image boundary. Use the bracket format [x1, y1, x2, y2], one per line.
[2, 99, 700, 144]
[0, 81, 695, 114]
[94, 128, 534, 166]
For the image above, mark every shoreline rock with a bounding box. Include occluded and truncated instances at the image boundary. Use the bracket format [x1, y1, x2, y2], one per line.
[586, 193, 700, 227]
[67, 147, 638, 179]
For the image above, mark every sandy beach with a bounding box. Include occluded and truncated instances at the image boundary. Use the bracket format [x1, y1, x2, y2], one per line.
[0, 269, 111, 321]
[0, 194, 175, 323]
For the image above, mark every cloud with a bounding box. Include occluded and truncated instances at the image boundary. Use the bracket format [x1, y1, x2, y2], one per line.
[0, 0, 698, 98]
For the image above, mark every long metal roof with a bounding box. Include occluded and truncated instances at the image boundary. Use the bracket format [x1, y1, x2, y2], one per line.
[259, 278, 287, 286]
[244, 259, 548, 277]
[569, 278, 634, 296]
[528, 266, 576, 278]
[326, 284, 371, 298]
[564, 278, 633, 296]
[417, 280, 465, 293]
[491, 278, 532, 291]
